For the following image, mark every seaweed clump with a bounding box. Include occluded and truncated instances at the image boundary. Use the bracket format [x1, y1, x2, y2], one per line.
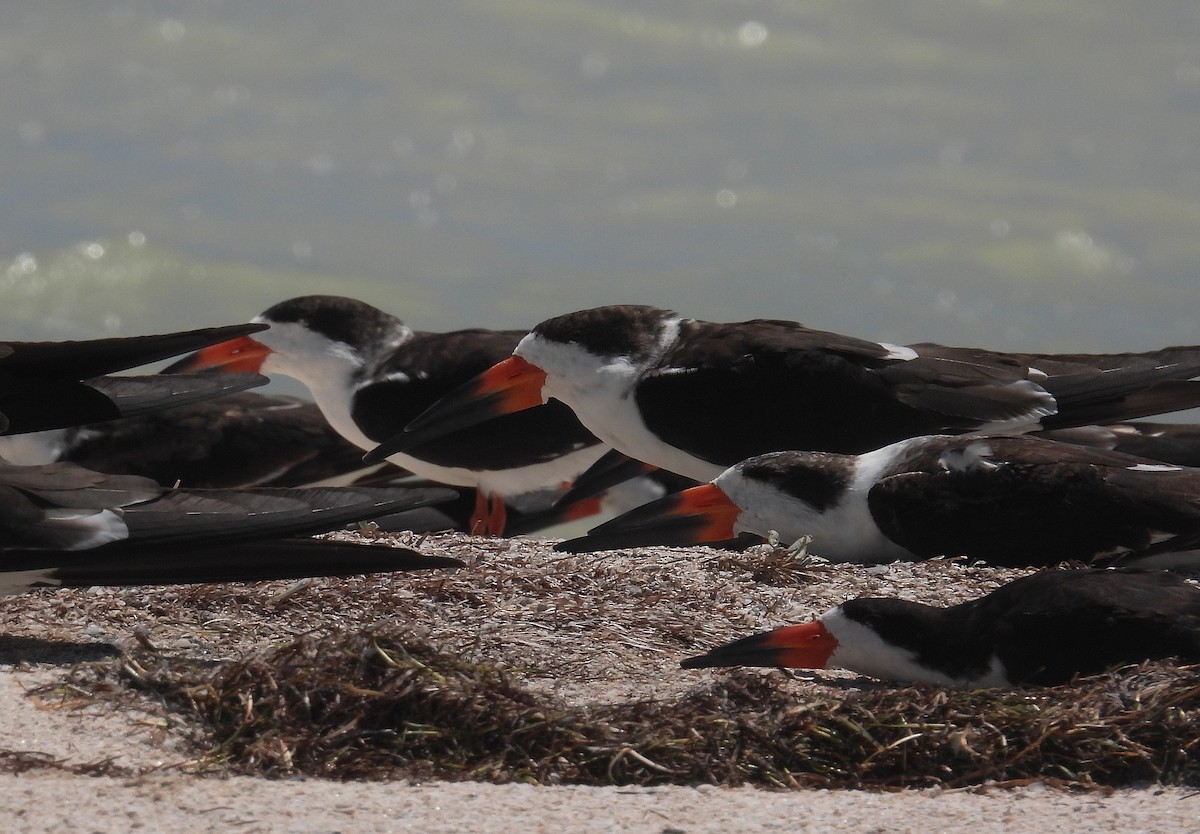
[121, 628, 1200, 789]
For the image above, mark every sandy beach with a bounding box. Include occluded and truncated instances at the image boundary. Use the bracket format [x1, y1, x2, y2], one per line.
[0, 531, 1196, 833]
[2, 772, 1198, 834]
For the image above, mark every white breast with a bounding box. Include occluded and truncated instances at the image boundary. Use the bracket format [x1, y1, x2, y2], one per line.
[824, 607, 1011, 687]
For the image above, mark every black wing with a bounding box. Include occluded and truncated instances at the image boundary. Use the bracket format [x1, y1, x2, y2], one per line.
[50, 391, 400, 489]
[636, 321, 1200, 466]
[0, 371, 267, 436]
[3, 538, 461, 590]
[979, 570, 1200, 684]
[868, 436, 1200, 567]
[115, 485, 455, 549]
[635, 320, 1054, 462]
[1043, 422, 1200, 468]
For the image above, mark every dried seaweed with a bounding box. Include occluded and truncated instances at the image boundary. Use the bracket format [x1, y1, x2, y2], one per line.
[9, 532, 1199, 789]
[0, 749, 134, 778]
[119, 629, 1200, 790]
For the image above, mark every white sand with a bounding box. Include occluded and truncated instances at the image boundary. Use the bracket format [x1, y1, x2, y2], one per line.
[2, 773, 1198, 834]
[0, 532, 1196, 832]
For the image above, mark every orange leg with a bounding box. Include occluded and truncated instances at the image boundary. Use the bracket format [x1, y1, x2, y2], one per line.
[469, 490, 508, 536]
[487, 494, 507, 536]
[470, 489, 488, 535]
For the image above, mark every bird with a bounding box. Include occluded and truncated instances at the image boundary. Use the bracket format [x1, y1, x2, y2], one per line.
[0, 323, 269, 435]
[0, 391, 406, 490]
[0, 318, 464, 591]
[557, 433, 1200, 569]
[680, 569, 1200, 687]
[550, 421, 1200, 522]
[0, 457, 462, 593]
[166, 296, 607, 535]
[0, 386, 629, 538]
[376, 304, 1200, 487]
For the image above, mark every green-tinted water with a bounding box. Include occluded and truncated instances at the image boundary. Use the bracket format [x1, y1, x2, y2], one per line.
[1, 2, 1197, 351]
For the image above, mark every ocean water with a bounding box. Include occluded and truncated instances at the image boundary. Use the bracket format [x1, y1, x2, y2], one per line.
[0, 1, 1197, 357]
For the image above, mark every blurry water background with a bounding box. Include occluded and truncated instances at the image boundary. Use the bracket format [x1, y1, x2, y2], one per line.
[1, 1, 1197, 363]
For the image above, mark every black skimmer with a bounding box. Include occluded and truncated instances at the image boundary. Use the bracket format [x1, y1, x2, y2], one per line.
[540, 422, 1200, 519]
[0, 324, 269, 435]
[0, 391, 406, 490]
[558, 433, 1200, 569]
[166, 296, 606, 534]
[378, 304, 1200, 485]
[0, 457, 461, 592]
[681, 569, 1200, 687]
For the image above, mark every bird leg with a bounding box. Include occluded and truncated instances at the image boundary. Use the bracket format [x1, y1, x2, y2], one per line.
[470, 490, 508, 536]
[488, 494, 508, 536]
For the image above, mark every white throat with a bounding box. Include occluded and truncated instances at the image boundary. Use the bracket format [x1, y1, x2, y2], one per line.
[516, 318, 722, 481]
[254, 320, 383, 452]
[717, 443, 917, 564]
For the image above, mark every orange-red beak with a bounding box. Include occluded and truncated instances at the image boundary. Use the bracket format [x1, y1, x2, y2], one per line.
[363, 355, 548, 463]
[681, 620, 839, 670]
[163, 335, 273, 375]
[555, 482, 741, 553]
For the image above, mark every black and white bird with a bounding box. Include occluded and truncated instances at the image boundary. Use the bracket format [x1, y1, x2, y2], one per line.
[681, 569, 1200, 687]
[0, 386, 640, 537]
[0, 323, 269, 435]
[379, 304, 1200, 486]
[168, 296, 607, 534]
[559, 420, 1200, 514]
[0, 457, 461, 593]
[558, 433, 1200, 569]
